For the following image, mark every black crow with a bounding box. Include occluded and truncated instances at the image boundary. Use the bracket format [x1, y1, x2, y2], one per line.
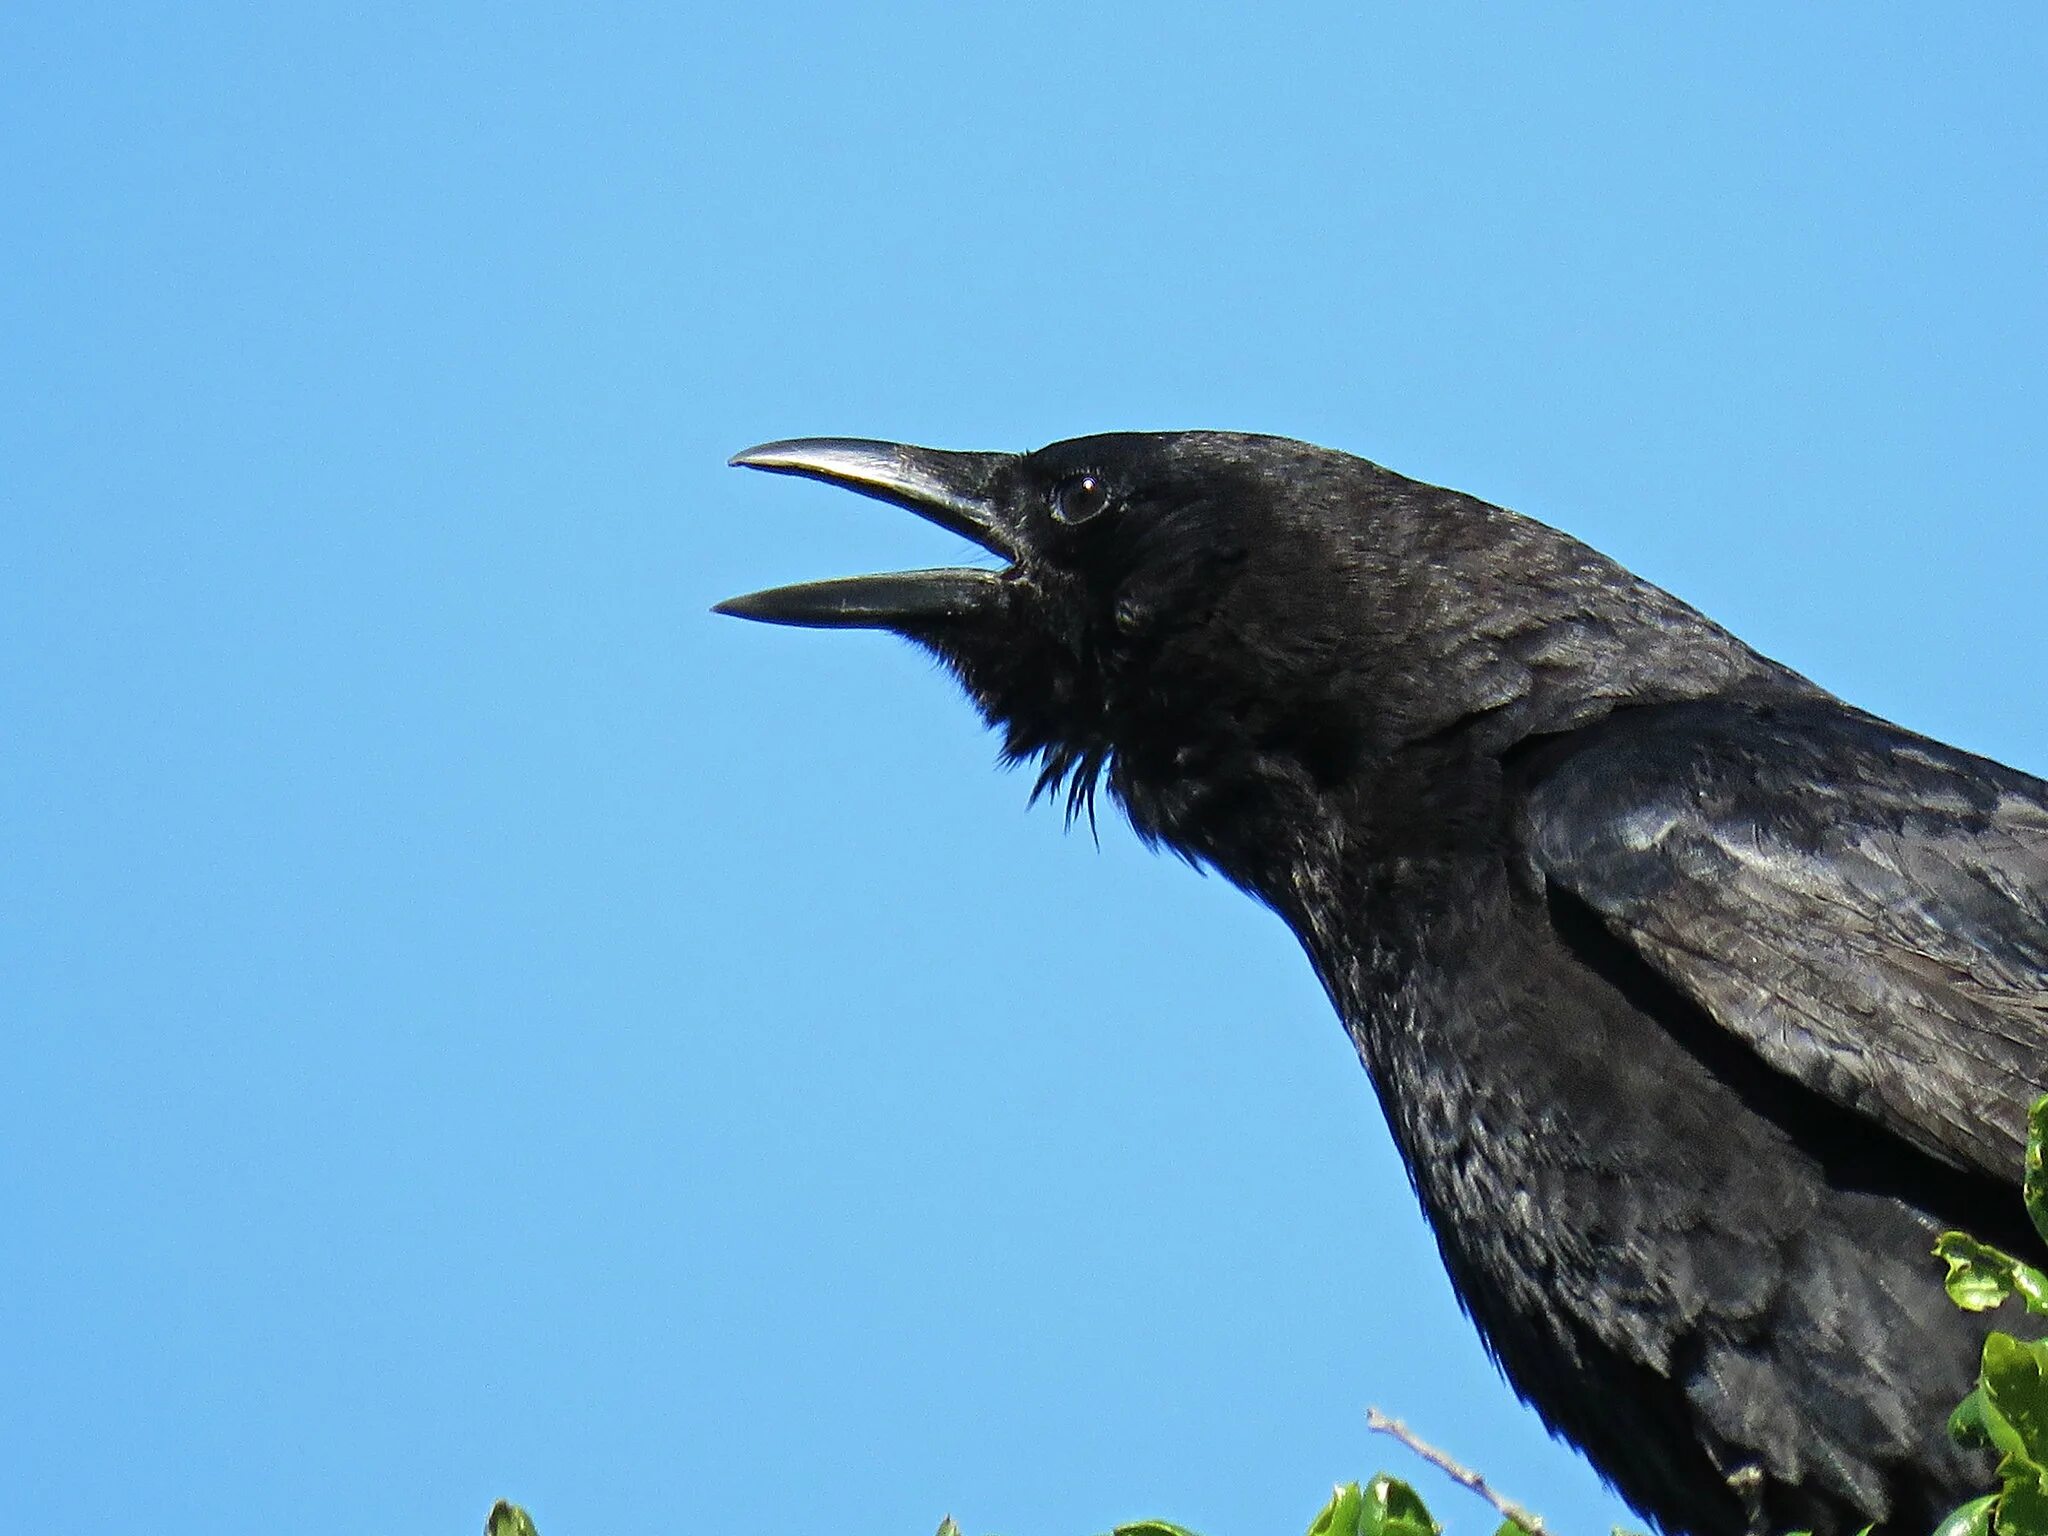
[715, 432, 2048, 1536]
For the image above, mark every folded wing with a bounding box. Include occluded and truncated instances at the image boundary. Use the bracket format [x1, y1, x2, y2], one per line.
[1514, 698, 2048, 1181]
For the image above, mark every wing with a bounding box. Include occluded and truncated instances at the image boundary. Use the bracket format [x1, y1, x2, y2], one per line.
[1512, 697, 2048, 1180]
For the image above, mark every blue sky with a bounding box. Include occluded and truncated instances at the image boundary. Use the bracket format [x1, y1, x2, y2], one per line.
[7, 6, 2046, 1534]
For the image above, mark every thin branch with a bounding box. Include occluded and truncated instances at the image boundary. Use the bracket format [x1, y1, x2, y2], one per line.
[1366, 1406, 1550, 1536]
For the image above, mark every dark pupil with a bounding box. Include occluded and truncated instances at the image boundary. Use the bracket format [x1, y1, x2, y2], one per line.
[1056, 474, 1109, 525]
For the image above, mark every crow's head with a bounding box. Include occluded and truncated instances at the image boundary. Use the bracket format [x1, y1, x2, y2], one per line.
[717, 432, 1781, 859]
[717, 433, 1400, 835]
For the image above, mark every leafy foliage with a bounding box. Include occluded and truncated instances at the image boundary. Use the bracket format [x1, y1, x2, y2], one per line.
[1926, 1097, 2048, 1536]
[1304, 1477, 1443, 1536]
[1936, 1234, 2048, 1314]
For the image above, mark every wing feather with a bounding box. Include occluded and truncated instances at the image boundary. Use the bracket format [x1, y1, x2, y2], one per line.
[1515, 699, 2048, 1179]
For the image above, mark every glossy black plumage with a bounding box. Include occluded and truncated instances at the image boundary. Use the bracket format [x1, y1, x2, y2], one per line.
[718, 431, 2048, 1536]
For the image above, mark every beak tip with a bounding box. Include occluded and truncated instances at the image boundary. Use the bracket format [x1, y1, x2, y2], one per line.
[712, 592, 774, 622]
[727, 439, 850, 473]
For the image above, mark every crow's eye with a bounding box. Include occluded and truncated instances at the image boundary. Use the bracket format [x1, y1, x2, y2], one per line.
[1051, 472, 1113, 526]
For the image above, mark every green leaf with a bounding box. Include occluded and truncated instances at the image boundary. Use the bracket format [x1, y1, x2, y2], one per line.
[1954, 1386, 2028, 1456]
[1360, 1474, 1440, 1536]
[1982, 1333, 2048, 1462]
[1996, 1459, 2048, 1536]
[485, 1503, 539, 1536]
[1307, 1484, 1367, 1536]
[935, 1521, 964, 1536]
[1934, 1494, 1999, 1536]
[2027, 1097, 2048, 1251]
[1936, 1233, 2048, 1314]
[1112, 1523, 1203, 1536]
[1304, 1478, 1439, 1536]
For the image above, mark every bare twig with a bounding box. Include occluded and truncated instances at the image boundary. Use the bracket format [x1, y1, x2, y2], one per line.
[1365, 1407, 1550, 1536]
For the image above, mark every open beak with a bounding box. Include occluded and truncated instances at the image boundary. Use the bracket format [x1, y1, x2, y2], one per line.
[714, 438, 1018, 629]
